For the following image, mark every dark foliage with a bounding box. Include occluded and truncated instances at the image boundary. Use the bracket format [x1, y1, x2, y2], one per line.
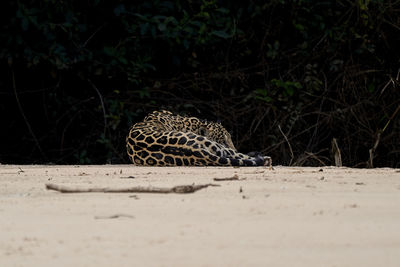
[0, 0, 399, 167]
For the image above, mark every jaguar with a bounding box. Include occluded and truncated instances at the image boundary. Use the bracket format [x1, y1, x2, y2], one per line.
[126, 110, 271, 166]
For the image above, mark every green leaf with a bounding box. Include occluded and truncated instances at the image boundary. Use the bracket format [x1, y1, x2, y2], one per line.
[160, 1, 174, 11]
[293, 82, 302, 89]
[158, 23, 167, 32]
[255, 95, 273, 103]
[103, 46, 115, 56]
[21, 17, 29, 31]
[216, 8, 229, 14]
[211, 30, 232, 39]
[114, 4, 126, 16]
[118, 57, 128, 65]
[285, 86, 294, 96]
[140, 23, 149, 35]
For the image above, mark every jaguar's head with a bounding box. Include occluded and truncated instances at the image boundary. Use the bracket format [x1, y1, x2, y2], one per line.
[178, 115, 236, 151]
[201, 121, 236, 151]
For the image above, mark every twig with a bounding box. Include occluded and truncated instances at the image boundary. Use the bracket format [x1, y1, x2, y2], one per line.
[214, 177, 239, 181]
[278, 125, 294, 165]
[45, 183, 220, 194]
[214, 174, 241, 181]
[11, 68, 46, 159]
[294, 149, 328, 166]
[382, 104, 400, 132]
[331, 138, 343, 167]
[367, 104, 399, 168]
[304, 152, 327, 166]
[380, 78, 394, 96]
[250, 109, 269, 134]
[94, 214, 134, 219]
[120, 176, 135, 179]
[367, 131, 381, 168]
[88, 79, 107, 135]
[82, 24, 105, 48]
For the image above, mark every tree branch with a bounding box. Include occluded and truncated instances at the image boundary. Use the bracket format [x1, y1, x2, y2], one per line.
[45, 183, 220, 194]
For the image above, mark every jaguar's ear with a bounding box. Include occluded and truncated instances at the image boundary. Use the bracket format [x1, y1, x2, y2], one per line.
[199, 127, 206, 136]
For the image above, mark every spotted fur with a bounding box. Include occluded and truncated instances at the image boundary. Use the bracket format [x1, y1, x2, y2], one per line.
[126, 111, 271, 166]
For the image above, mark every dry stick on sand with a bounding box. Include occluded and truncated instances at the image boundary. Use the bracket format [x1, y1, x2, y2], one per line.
[94, 214, 135, 220]
[214, 177, 240, 181]
[213, 174, 242, 181]
[45, 183, 220, 194]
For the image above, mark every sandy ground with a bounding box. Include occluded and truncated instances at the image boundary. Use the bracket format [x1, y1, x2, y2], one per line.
[0, 165, 399, 267]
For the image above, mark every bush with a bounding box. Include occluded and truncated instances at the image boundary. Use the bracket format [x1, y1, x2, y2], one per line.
[0, 0, 399, 167]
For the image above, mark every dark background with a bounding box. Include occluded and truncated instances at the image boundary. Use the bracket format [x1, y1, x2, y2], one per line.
[0, 0, 399, 167]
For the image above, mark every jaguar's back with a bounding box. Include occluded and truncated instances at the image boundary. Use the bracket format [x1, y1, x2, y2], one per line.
[126, 110, 271, 166]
